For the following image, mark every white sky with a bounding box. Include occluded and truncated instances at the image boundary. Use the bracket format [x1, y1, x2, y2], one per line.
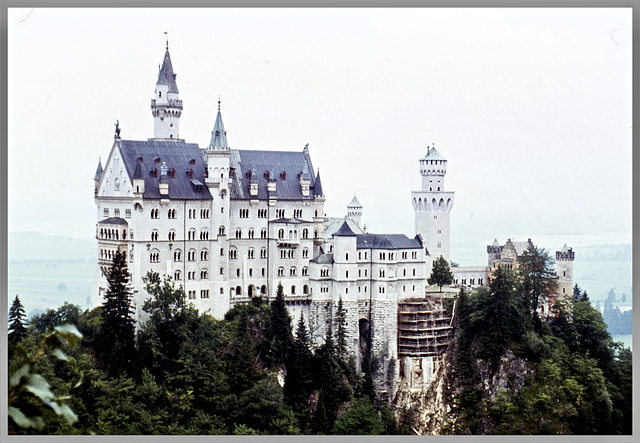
[7, 7, 632, 266]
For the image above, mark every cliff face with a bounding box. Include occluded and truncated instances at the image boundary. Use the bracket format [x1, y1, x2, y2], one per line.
[393, 346, 534, 435]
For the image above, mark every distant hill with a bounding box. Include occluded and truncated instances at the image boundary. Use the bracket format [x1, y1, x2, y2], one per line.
[9, 232, 95, 261]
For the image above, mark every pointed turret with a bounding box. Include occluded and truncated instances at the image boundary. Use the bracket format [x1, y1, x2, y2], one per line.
[209, 98, 229, 149]
[314, 170, 324, 198]
[156, 46, 179, 93]
[133, 157, 145, 195]
[347, 194, 363, 227]
[94, 158, 103, 195]
[151, 43, 183, 140]
[94, 158, 103, 180]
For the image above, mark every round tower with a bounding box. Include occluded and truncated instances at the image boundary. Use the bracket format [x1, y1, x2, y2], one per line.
[346, 194, 363, 228]
[555, 244, 575, 299]
[151, 42, 183, 140]
[411, 145, 455, 264]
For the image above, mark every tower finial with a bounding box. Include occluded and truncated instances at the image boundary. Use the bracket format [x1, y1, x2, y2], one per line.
[164, 31, 168, 49]
[218, 95, 221, 111]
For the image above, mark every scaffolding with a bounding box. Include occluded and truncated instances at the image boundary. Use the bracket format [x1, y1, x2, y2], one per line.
[397, 296, 454, 357]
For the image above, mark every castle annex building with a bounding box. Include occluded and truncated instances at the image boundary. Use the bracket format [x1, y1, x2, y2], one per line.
[91, 45, 573, 398]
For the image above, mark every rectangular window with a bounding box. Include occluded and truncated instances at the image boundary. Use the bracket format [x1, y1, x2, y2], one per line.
[114, 208, 120, 217]
[125, 209, 131, 218]
[104, 208, 109, 217]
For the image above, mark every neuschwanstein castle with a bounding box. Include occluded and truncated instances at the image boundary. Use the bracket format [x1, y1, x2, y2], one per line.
[91, 45, 573, 398]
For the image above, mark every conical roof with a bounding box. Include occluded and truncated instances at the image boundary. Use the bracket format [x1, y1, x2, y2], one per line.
[132, 158, 144, 180]
[94, 158, 103, 180]
[314, 170, 324, 196]
[333, 220, 357, 237]
[421, 146, 446, 161]
[156, 47, 179, 93]
[348, 194, 362, 208]
[209, 101, 229, 149]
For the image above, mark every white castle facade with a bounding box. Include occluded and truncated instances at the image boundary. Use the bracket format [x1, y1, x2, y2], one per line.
[91, 45, 572, 397]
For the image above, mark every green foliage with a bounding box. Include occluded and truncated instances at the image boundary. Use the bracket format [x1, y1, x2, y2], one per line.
[447, 277, 632, 436]
[29, 302, 84, 334]
[428, 255, 454, 292]
[100, 250, 135, 375]
[334, 296, 348, 365]
[517, 245, 557, 318]
[9, 295, 28, 344]
[265, 283, 294, 367]
[8, 324, 83, 434]
[332, 397, 384, 435]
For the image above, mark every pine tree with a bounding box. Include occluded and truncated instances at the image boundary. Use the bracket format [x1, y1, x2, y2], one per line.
[266, 283, 294, 366]
[518, 245, 557, 316]
[8, 295, 28, 344]
[428, 255, 454, 292]
[334, 296, 348, 365]
[573, 283, 582, 300]
[284, 313, 314, 422]
[101, 249, 136, 375]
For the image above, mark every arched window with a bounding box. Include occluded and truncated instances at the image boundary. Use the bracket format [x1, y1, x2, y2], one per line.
[302, 228, 309, 239]
[188, 228, 196, 241]
[151, 230, 159, 241]
[302, 266, 308, 276]
[290, 267, 297, 276]
[278, 267, 285, 277]
[303, 285, 309, 294]
[291, 285, 296, 295]
[235, 229, 242, 239]
[174, 249, 182, 262]
[174, 270, 181, 281]
[236, 286, 242, 296]
[278, 229, 284, 239]
[201, 269, 208, 279]
[188, 249, 196, 261]
[219, 226, 226, 236]
[168, 230, 176, 241]
[201, 249, 209, 261]
[229, 248, 238, 259]
[248, 248, 255, 259]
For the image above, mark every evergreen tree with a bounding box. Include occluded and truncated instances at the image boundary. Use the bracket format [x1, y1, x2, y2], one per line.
[334, 296, 348, 365]
[518, 245, 557, 317]
[284, 314, 314, 423]
[8, 295, 28, 344]
[266, 283, 294, 366]
[572, 283, 582, 300]
[101, 249, 135, 375]
[428, 255, 454, 292]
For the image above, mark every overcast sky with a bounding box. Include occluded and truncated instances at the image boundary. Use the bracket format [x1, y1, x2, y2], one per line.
[7, 7, 632, 265]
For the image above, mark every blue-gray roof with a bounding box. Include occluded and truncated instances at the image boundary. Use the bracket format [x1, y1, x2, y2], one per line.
[99, 217, 128, 225]
[356, 234, 423, 250]
[118, 139, 212, 200]
[94, 159, 103, 180]
[209, 106, 229, 149]
[333, 221, 357, 237]
[348, 194, 362, 208]
[157, 47, 178, 93]
[310, 252, 334, 264]
[229, 149, 321, 201]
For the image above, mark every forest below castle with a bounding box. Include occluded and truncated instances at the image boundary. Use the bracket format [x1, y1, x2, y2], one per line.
[7, 249, 633, 435]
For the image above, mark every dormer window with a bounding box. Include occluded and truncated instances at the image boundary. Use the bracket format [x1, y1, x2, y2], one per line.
[152, 168, 158, 178]
[188, 169, 194, 178]
[264, 171, 270, 180]
[230, 170, 236, 178]
[280, 171, 287, 180]
[190, 159, 196, 165]
[158, 91, 161, 98]
[155, 157, 161, 163]
[246, 171, 252, 179]
[215, 130, 220, 136]
[170, 169, 176, 178]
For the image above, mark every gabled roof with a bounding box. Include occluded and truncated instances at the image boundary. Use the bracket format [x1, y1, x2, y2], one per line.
[356, 233, 423, 250]
[117, 139, 212, 200]
[99, 217, 128, 225]
[324, 217, 364, 240]
[333, 221, 357, 237]
[94, 159, 103, 180]
[132, 158, 144, 180]
[270, 217, 309, 224]
[157, 47, 179, 93]
[229, 149, 321, 201]
[310, 252, 334, 264]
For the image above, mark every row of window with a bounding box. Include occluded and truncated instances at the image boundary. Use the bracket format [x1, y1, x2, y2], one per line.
[103, 208, 132, 219]
[187, 290, 211, 299]
[454, 278, 483, 286]
[99, 228, 127, 240]
[276, 266, 309, 277]
[99, 249, 126, 260]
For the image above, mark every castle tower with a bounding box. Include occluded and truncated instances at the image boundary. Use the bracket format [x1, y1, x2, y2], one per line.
[205, 98, 231, 192]
[411, 145, 455, 264]
[555, 244, 575, 299]
[346, 194, 363, 227]
[151, 42, 183, 140]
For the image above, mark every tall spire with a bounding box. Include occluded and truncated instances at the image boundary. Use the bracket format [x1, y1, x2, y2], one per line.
[209, 97, 229, 149]
[156, 45, 179, 93]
